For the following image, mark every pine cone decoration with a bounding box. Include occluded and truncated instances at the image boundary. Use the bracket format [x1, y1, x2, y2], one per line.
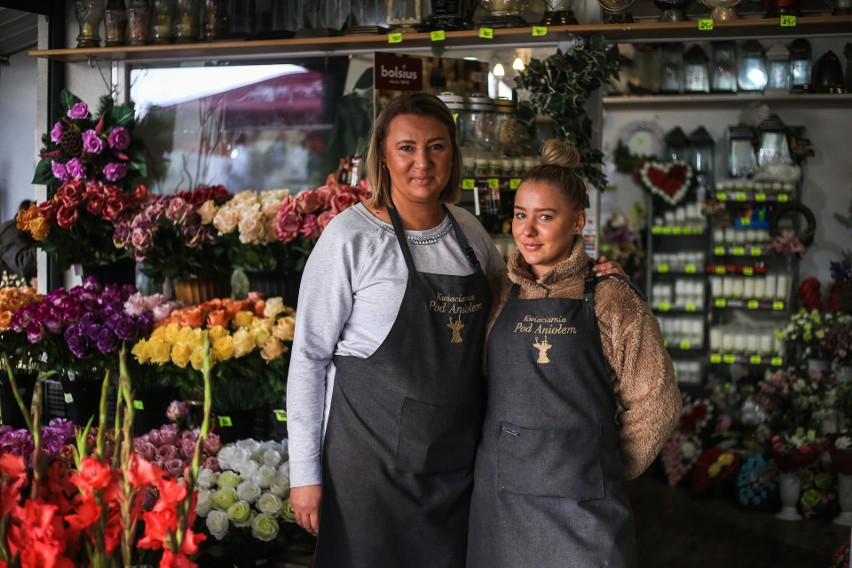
[60, 129, 83, 156]
[498, 119, 526, 158]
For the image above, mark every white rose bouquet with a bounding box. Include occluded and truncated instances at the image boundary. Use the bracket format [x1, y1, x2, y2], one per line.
[195, 438, 298, 561]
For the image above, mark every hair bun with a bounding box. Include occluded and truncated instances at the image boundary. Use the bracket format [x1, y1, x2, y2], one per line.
[539, 139, 580, 169]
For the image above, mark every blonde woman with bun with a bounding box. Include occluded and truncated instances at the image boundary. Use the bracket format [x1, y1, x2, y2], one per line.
[467, 139, 681, 568]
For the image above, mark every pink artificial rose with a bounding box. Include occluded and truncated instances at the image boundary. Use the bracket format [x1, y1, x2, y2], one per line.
[85, 192, 106, 217]
[203, 456, 221, 472]
[204, 432, 222, 455]
[178, 437, 196, 459]
[330, 188, 360, 214]
[51, 160, 70, 181]
[158, 426, 178, 446]
[50, 122, 64, 144]
[164, 458, 186, 478]
[67, 101, 89, 119]
[130, 227, 153, 255]
[294, 189, 325, 214]
[274, 210, 303, 243]
[55, 204, 80, 229]
[134, 440, 157, 462]
[66, 158, 87, 180]
[317, 209, 337, 232]
[299, 213, 320, 239]
[156, 445, 180, 462]
[108, 127, 131, 151]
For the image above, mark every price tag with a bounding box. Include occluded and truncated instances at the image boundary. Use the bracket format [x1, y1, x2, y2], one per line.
[218, 416, 233, 427]
[462, 178, 475, 190]
[430, 30, 445, 41]
[663, 340, 669, 348]
[747, 300, 759, 309]
[698, 19, 713, 30]
[755, 193, 767, 202]
[714, 247, 725, 256]
[478, 27, 494, 39]
[657, 302, 671, 312]
[680, 341, 692, 350]
[657, 264, 670, 273]
[661, 226, 672, 235]
[685, 264, 696, 273]
[732, 247, 745, 256]
[773, 301, 784, 310]
[739, 216, 751, 226]
[715, 192, 726, 201]
[778, 194, 789, 202]
[532, 26, 548, 36]
[452, 113, 458, 124]
[750, 247, 762, 256]
[652, 226, 662, 235]
[780, 15, 796, 26]
[509, 178, 521, 189]
[685, 303, 697, 312]
[672, 227, 683, 235]
[487, 178, 499, 189]
[715, 298, 727, 308]
[133, 400, 145, 410]
[715, 266, 726, 275]
[64, 392, 74, 404]
[743, 267, 754, 276]
[387, 33, 403, 44]
[735, 192, 746, 202]
[750, 355, 762, 364]
[274, 409, 287, 422]
[710, 354, 722, 364]
[771, 357, 783, 366]
[723, 354, 736, 364]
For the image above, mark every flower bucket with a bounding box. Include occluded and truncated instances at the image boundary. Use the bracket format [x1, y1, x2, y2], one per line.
[62, 378, 118, 427]
[244, 270, 302, 308]
[80, 257, 138, 287]
[175, 274, 231, 305]
[132, 386, 179, 436]
[0, 372, 37, 429]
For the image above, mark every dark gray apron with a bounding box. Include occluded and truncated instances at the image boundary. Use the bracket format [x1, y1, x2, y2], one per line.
[314, 205, 492, 568]
[468, 269, 636, 568]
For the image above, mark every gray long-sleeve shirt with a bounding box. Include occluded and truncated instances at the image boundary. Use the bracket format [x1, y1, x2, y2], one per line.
[286, 202, 505, 487]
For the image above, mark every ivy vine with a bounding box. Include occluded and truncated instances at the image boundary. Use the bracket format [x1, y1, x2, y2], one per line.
[514, 37, 620, 191]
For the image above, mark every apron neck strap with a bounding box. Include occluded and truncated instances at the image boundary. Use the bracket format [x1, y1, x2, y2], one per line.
[583, 261, 597, 304]
[444, 207, 481, 270]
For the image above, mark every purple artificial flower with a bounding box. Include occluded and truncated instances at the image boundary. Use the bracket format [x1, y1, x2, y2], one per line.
[103, 162, 127, 182]
[178, 437, 196, 459]
[0, 429, 35, 460]
[41, 306, 64, 335]
[64, 329, 90, 358]
[67, 101, 89, 119]
[42, 433, 67, 456]
[45, 417, 75, 438]
[164, 458, 186, 478]
[51, 121, 64, 144]
[134, 440, 157, 461]
[204, 432, 222, 455]
[108, 127, 131, 150]
[96, 327, 120, 354]
[82, 129, 105, 154]
[26, 321, 44, 344]
[203, 456, 221, 472]
[51, 160, 70, 181]
[166, 400, 189, 424]
[108, 311, 139, 342]
[159, 424, 179, 445]
[66, 157, 87, 180]
[165, 197, 192, 224]
[157, 445, 180, 462]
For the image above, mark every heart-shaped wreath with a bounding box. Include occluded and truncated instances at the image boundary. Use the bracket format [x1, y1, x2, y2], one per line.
[638, 160, 693, 206]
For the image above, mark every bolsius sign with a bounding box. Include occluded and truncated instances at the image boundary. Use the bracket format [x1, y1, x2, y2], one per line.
[374, 53, 423, 91]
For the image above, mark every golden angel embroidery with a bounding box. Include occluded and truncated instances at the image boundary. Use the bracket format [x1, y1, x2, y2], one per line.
[533, 335, 552, 364]
[448, 316, 464, 343]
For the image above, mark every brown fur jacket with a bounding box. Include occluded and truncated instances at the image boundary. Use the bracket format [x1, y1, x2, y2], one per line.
[488, 236, 682, 480]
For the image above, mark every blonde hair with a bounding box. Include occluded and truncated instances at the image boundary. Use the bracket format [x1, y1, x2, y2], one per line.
[523, 139, 589, 210]
[365, 92, 462, 209]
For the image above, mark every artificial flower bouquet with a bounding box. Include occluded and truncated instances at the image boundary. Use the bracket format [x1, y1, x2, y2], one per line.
[819, 312, 852, 369]
[798, 461, 838, 519]
[194, 437, 296, 564]
[661, 432, 703, 487]
[776, 309, 847, 363]
[114, 185, 234, 284]
[599, 206, 646, 282]
[32, 89, 146, 187]
[770, 427, 826, 473]
[830, 260, 852, 314]
[689, 447, 742, 497]
[17, 180, 150, 269]
[828, 433, 852, 475]
[736, 452, 779, 509]
[0, 280, 42, 369]
[752, 365, 835, 432]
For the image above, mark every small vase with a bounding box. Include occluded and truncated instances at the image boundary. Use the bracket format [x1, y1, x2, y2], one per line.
[776, 470, 802, 521]
[74, 0, 105, 48]
[834, 473, 852, 526]
[174, 274, 231, 304]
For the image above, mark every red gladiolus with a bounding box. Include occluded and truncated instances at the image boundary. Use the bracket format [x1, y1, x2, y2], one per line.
[64, 500, 101, 531]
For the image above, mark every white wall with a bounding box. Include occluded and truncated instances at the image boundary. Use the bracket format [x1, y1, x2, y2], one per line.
[0, 50, 38, 222]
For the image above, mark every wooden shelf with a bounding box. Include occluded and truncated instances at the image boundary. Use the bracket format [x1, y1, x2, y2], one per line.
[29, 16, 852, 64]
[604, 92, 852, 107]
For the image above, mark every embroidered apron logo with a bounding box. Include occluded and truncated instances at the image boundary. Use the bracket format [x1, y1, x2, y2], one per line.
[448, 316, 464, 343]
[533, 335, 552, 364]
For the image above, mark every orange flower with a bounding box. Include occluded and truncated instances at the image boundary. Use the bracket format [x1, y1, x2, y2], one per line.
[206, 309, 228, 328]
[28, 216, 50, 240]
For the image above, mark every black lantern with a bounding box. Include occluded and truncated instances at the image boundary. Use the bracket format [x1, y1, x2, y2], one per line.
[541, 0, 579, 25]
[664, 126, 690, 162]
[127, 0, 152, 45]
[789, 38, 812, 92]
[683, 45, 710, 94]
[426, 0, 475, 30]
[727, 123, 757, 179]
[812, 51, 845, 94]
[737, 40, 767, 92]
[688, 126, 715, 194]
[104, 0, 128, 47]
[659, 42, 684, 94]
[711, 41, 736, 92]
[757, 114, 791, 167]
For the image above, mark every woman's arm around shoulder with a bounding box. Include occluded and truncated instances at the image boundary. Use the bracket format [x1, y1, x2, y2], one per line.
[595, 277, 682, 480]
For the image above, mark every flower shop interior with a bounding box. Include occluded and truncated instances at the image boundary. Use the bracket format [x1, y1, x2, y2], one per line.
[0, 1, 851, 567]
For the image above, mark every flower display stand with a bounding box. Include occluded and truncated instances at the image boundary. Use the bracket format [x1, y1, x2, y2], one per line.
[834, 473, 852, 526]
[776, 471, 803, 521]
[174, 274, 231, 305]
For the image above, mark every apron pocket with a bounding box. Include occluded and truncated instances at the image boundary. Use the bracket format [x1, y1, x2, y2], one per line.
[497, 421, 604, 501]
[396, 397, 478, 474]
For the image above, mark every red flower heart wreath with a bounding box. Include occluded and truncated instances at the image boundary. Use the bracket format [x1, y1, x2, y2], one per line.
[638, 160, 693, 206]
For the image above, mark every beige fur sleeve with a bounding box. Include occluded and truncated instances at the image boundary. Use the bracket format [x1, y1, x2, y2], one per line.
[596, 278, 682, 480]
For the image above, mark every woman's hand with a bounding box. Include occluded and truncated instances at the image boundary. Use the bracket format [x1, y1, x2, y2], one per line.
[291, 484, 322, 536]
[594, 255, 628, 278]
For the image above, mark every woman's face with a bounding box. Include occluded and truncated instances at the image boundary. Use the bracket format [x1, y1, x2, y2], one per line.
[512, 180, 587, 279]
[382, 114, 452, 208]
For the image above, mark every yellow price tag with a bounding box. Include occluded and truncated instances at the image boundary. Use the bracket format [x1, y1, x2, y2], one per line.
[685, 264, 696, 273]
[430, 30, 445, 41]
[387, 33, 403, 44]
[510, 178, 521, 189]
[750, 247, 762, 256]
[723, 355, 736, 364]
[750, 355, 762, 364]
[133, 400, 145, 410]
[739, 217, 751, 226]
[462, 178, 475, 190]
[743, 267, 754, 276]
[64, 393, 74, 404]
[680, 341, 692, 350]
[715, 298, 727, 308]
[714, 247, 725, 256]
[661, 226, 672, 235]
[773, 301, 784, 310]
[735, 192, 747, 202]
[755, 193, 767, 202]
[698, 19, 713, 30]
[780, 15, 796, 26]
[715, 192, 726, 201]
[685, 303, 697, 312]
[710, 354, 722, 364]
[778, 194, 789, 202]
[479, 27, 494, 39]
[274, 409, 287, 422]
[487, 178, 499, 189]
[532, 26, 548, 36]
[732, 247, 745, 256]
[715, 266, 726, 275]
[771, 357, 783, 366]
[657, 302, 671, 312]
[452, 113, 458, 124]
[218, 416, 233, 427]
[657, 264, 669, 273]
[747, 300, 759, 309]
[652, 226, 662, 235]
[672, 227, 683, 235]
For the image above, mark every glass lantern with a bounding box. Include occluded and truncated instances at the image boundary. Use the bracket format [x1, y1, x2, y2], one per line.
[659, 42, 684, 94]
[711, 41, 736, 92]
[788, 38, 812, 92]
[812, 51, 845, 94]
[345, 0, 386, 34]
[727, 123, 757, 178]
[426, 0, 473, 30]
[688, 126, 714, 195]
[387, 0, 425, 32]
[104, 0, 128, 47]
[664, 126, 690, 162]
[756, 114, 791, 167]
[541, 0, 579, 25]
[151, 0, 177, 44]
[765, 43, 791, 92]
[174, 0, 202, 43]
[737, 40, 767, 92]
[683, 44, 710, 93]
[127, 0, 152, 45]
[477, 0, 531, 28]
[74, 0, 105, 48]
